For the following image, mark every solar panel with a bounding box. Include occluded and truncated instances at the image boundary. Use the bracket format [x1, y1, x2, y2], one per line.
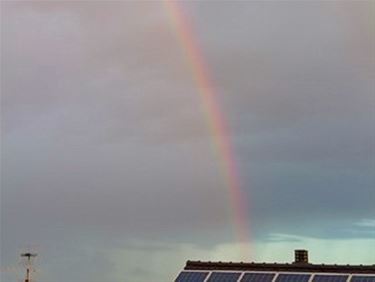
[276, 273, 311, 282]
[207, 272, 242, 282]
[175, 271, 209, 282]
[313, 275, 348, 282]
[351, 276, 375, 282]
[241, 272, 276, 282]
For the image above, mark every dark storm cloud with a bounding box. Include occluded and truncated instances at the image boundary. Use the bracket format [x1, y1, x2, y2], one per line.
[1, 1, 374, 281]
[180, 1, 374, 237]
[1, 3, 232, 265]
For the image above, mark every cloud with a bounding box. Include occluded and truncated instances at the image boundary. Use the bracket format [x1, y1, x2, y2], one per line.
[356, 219, 375, 228]
[254, 234, 375, 264]
[106, 236, 375, 281]
[265, 233, 303, 243]
[1, 1, 374, 282]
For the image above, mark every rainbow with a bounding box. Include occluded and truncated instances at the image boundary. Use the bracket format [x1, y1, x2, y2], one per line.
[163, 1, 252, 259]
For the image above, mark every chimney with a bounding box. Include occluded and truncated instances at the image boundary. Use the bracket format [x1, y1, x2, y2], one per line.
[294, 249, 309, 264]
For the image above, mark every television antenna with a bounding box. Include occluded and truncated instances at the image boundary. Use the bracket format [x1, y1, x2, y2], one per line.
[20, 253, 37, 282]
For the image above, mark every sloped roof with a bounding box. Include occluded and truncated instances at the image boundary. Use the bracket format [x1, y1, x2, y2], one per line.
[184, 261, 375, 274]
[175, 250, 375, 281]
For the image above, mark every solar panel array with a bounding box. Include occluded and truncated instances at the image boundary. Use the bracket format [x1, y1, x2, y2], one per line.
[175, 272, 375, 282]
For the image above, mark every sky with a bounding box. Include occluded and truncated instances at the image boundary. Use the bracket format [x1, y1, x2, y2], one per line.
[1, 1, 374, 282]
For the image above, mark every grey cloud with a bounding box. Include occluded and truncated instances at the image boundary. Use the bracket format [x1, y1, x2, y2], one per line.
[1, 1, 374, 282]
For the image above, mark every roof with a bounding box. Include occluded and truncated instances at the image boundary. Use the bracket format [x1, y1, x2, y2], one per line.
[184, 261, 375, 274]
[175, 250, 375, 281]
[175, 270, 375, 282]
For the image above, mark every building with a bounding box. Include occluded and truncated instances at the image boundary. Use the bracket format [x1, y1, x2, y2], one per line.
[175, 250, 375, 282]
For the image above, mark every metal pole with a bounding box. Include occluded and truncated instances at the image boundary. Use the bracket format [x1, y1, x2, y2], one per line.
[26, 267, 30, 282]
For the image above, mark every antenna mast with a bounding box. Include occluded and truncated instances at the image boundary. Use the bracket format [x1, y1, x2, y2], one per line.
[20, 253, 37, 282]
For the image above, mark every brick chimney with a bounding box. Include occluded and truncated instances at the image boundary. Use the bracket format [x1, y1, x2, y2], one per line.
[294, 249, 309, 264]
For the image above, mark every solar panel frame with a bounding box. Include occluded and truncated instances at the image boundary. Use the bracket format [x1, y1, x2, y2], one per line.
[240, 272, 276, 282]
[275, 273, 311, 282]
[312, 274, 348, 282]
[351, 275, 375, 282]
[175, 271, 210, 282]
[207, 271, 242, 282]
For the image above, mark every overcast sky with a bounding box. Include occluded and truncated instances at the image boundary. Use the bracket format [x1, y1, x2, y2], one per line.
[1, 1, 374, 282]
